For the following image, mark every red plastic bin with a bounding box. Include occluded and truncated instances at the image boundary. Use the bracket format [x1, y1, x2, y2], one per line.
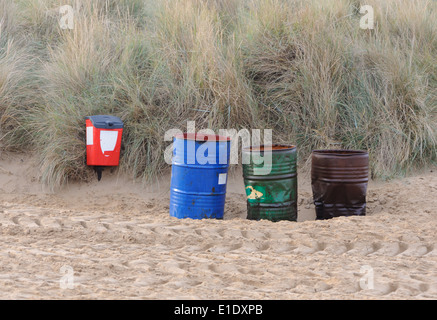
[86, 115, 123, 167]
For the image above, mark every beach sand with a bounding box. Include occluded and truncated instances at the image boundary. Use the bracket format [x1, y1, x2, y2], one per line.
[0, 152, 436, 299]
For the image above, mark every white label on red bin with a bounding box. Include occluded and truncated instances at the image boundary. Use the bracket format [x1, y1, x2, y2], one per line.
[86, 127, 93, 145]
[218, 173, 227, 185]
[100, 130, 118, 154]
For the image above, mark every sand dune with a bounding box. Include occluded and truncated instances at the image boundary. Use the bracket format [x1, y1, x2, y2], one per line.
[0, 152, 436, 299]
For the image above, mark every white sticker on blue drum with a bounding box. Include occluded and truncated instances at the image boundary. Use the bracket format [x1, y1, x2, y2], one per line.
[218, 173, 227, 185]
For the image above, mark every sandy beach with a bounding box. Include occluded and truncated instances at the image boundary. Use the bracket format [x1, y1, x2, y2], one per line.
[0, 152, 436, 299]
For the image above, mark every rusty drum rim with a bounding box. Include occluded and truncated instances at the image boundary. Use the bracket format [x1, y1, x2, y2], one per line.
[312, 149, 368, 156]
[243, 144, 296, 153]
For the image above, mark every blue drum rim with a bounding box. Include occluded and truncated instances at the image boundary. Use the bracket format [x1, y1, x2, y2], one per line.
[175, 133, 231, 142]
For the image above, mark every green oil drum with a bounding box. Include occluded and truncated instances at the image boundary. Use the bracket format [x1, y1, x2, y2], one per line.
[242, 145, 297, 222]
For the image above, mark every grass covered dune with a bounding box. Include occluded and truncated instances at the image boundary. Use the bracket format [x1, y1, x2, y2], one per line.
[0, 0, 436, 189]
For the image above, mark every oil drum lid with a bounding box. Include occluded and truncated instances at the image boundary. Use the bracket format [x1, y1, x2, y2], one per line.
[86, 115, 123, 129]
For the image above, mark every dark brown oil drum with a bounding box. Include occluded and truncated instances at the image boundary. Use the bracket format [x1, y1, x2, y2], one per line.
[311, 150, 369, 220]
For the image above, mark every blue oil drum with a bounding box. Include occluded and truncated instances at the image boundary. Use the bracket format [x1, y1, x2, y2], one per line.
[170, 133, 231, 219]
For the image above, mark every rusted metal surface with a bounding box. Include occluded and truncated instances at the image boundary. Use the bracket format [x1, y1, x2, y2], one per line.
[311, 150, 369, 220]
[243, 145, 298, 222]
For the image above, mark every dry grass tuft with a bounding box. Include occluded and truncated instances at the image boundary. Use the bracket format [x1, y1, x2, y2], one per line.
[0, 0, 436, 188]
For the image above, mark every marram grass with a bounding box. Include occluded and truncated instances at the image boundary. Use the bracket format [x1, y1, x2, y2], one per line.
[0, 0, 436, 189]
